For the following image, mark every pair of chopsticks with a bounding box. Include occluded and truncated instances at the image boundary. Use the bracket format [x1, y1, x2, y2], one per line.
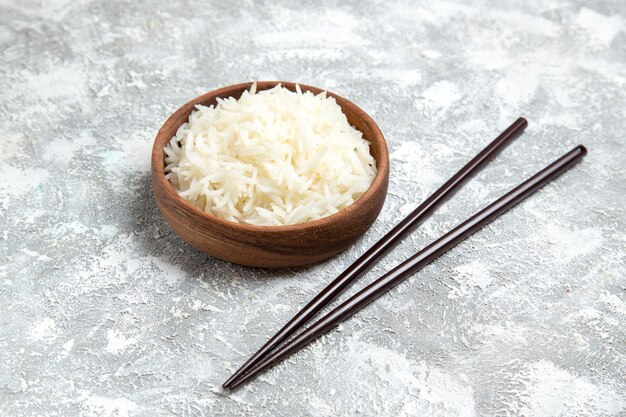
[223, 118, 587, 389]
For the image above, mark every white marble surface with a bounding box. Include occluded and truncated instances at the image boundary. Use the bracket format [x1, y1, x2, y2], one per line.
[1, 1, 625, 416]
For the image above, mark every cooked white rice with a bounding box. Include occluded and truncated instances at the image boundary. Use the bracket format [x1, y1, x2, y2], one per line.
[163, 83, 377, 226]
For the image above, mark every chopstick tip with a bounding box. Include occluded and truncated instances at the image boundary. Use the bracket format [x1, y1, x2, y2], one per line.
[222, 377, 235, 389]
[223, 372, 247, 390]
[221, 381, 238, 392]
[222, 380, 236, 390]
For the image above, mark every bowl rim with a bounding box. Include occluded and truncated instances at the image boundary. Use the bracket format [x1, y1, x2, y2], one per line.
[151, 81, 389, 234]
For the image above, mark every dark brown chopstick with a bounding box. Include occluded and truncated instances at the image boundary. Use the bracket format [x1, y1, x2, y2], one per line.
[223, 118, 527, 388]
[228, 145, 587, 389]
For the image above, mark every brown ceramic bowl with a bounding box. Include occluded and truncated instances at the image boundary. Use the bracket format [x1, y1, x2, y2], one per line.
[151, 81, 389, 268]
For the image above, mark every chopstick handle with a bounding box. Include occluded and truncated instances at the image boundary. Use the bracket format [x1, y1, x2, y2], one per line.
[229, 145, 587, 388]
[223, 118, 527, 388]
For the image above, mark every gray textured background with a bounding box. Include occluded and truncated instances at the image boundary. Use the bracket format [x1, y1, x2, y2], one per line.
[1, 0, 625, 416]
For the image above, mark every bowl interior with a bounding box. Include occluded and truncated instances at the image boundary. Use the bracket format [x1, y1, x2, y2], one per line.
[152, 81, 389, 233]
